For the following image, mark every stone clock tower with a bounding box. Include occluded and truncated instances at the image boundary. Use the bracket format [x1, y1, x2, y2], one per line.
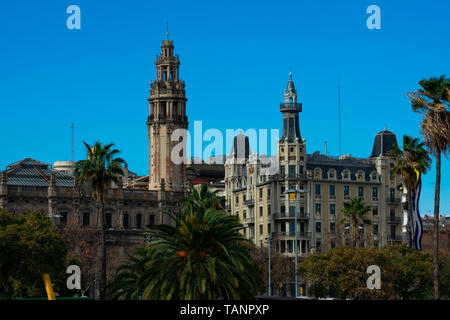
[147, 35, 188, 192]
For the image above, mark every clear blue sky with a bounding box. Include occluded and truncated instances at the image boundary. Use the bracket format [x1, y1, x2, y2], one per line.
[0, 0, 448, 215]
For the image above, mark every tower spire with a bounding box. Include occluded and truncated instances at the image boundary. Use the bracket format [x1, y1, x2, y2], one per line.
[166, 14, 169, 40]
[280, 73, 302, 142]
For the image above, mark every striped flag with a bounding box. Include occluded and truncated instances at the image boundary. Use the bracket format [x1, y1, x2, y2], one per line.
[411, 174, 423, 251]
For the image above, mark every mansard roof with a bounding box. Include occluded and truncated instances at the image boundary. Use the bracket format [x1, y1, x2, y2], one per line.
[306, 153, 377, 182]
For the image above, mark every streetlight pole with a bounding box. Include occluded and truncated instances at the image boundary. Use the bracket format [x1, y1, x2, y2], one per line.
[265, 236, 272, 296]
[284, 188, 299, 298]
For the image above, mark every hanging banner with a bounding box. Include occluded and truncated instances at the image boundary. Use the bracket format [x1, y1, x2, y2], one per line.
[411, 173, 423, 251]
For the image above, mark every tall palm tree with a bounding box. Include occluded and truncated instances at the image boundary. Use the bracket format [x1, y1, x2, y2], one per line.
[389, 135, 430, 246]
[341, 197, 372, 248]
[141, 184, 259, 299]
[407, 75, 450, 299]
[74, 141, 126, 300]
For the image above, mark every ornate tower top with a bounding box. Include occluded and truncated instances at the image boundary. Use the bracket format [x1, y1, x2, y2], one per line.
[280, 73, 302, 142]
[149, 36, 185, 99]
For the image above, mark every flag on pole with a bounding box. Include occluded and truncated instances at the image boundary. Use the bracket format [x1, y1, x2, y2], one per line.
[411, 174, 423, 251]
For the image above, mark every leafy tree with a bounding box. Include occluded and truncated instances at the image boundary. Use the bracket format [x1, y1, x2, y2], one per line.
[249, 246, 294, 296]
[0, 210, 70, 299]
[340, 198, 371, 247]
[298, 245, 434, 299]
[388, 135, 430, 245]
[74, 141, 126, 300]
[139, 183, 260, 300]
[407, 75, 450, 299]
[439, 255, 450, 299]
[61, 219, 100, 297]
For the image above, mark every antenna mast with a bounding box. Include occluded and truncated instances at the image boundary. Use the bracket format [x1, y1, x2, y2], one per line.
[338, 76, 342, 156]
[71, 123, 74, 162]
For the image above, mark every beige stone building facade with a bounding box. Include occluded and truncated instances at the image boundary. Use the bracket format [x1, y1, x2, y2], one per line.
[225, 74, 403, 256]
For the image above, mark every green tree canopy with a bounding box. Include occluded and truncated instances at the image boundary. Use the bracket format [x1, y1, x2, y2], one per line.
[0, 210, 70, 299]
[298, 245, 435, 300]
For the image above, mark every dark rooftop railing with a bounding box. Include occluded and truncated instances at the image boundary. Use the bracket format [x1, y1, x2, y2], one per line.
[280, 103, 302, 111]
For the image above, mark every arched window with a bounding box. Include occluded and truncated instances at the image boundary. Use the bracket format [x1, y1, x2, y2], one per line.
[356, 170, 365, 181]
[327, 169, 336, 179]
[342, 169, 351, 180]
[314, 168, 322, 179]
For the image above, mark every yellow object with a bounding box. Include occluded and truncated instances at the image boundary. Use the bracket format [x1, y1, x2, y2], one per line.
[289, 193, 296, 201]
[299, 287, 303, 295]
[42, 273, 56, 300]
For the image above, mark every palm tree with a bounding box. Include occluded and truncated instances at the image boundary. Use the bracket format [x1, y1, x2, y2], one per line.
[389, 135, 430, 246]
[181, 184, 223, 214]
[407, 75, 450, 299]
[141, 183, 259, 299]
[341, 197, 372, 248]
[74, 141, 126, 300]
[107, 246, 152, 300]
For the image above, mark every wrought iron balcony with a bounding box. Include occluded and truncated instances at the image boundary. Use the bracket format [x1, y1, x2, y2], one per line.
[244, 199, 254, 207]
[388, 235, 402, 241]
[272, 212, 309, 220]
[276, 173, 307, 180]
[386, 197, 401, 204]
[271, 231, 311, 238]
[243, 216, 255, 224]
[388, 216, 401, 223]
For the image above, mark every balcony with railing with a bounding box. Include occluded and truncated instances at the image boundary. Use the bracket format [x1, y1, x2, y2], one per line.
[272, 212, 309, 220]
[388, 235, 402, 242]
[243, 216, 255, 224]
[274, 172, 308, 181]
[386, 197, 401, 204]
[280, 102, 302, 111]
[244, 199, 254, 207]
[388, 216, 401, 223]
[272, 231, 311, 238]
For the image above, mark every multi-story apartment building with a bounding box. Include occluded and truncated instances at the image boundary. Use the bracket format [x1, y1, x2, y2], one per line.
[225, 73, 403, 256]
